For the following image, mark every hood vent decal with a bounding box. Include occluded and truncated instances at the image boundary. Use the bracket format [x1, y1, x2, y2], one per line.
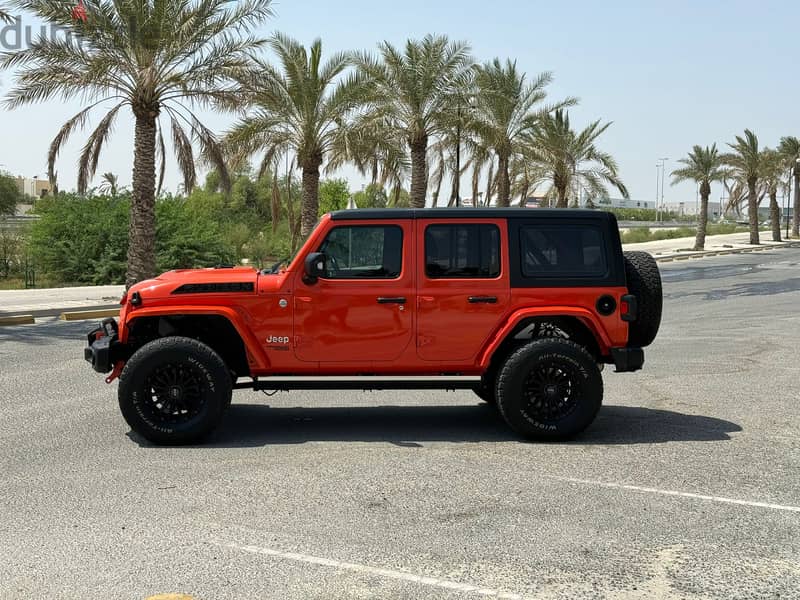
[172, 282, 255, 294]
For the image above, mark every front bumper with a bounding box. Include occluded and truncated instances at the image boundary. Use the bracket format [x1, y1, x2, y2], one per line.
[84, 318, 122, 373]
[611, 347, 644, 372]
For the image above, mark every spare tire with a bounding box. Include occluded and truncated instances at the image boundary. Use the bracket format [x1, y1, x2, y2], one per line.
[623, 251, 662, 347]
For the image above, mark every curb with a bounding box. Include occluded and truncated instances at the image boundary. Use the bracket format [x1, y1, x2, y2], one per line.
[59, 308, 120, 321]
[0, 314, 35, 326]
[653, 241, 800, 263]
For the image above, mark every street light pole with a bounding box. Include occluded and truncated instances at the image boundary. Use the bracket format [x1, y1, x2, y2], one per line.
[655, 158, 668, 221]
[660, 158, 668, 221]
[655, 163, 660, 220]
[794, 158, 800, 238]
[454, 102, 461, 208]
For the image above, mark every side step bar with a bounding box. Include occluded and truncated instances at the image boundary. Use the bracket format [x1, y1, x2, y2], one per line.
[234, 375, 481, 391]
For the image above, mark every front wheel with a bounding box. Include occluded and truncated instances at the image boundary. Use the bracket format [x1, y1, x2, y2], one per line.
[495, 338, 602, 441]
[118, 336, 232, 445]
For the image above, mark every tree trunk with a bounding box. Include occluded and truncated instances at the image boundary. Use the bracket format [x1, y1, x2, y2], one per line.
[409, 135, 428, 208]
[694, 182, 710, 251]
[555, 185, 568, 208]
[300, 154, 322, 238]
[484, 159, 494, 207]
[292, 212, 302, 253]
[431, 163, 443, 207]
[770, 191, 781, 242]
[747, 178, 759, 245]
[370, 158, 378, 186]
[286, 169, 296, 241]
[471, 162, 480, 207]
[271, 170, 280, 234]
[496, 153, 510, 207]
[126, 111, 158, 288]
[519, 181, 529, 209]
[793, 171, 799, 238]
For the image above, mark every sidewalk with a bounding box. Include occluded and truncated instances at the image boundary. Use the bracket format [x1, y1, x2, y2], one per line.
[622, 230, 798, 259]
[0, 284, 124, 317]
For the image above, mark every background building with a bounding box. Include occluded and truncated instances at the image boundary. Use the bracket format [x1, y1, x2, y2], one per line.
[15, 176, 51, 199]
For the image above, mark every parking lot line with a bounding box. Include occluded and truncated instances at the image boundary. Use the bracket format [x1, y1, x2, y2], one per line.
[218, 541, 529, 599]
[544, 475, 800, 513]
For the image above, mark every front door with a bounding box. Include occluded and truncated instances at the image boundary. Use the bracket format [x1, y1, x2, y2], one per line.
[294, 222, 414, 363]
[416, 219, 510, 362]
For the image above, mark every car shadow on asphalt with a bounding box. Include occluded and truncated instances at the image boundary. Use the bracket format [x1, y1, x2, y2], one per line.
[128, 403, 742, 448]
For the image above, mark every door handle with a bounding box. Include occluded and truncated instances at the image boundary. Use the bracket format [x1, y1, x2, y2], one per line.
[468, 296, 498, 304]
[377, 297, 407, 304]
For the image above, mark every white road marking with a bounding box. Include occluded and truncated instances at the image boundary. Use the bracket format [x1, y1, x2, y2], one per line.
[543, 475, 800, 513]
[218, 541, 530, 599]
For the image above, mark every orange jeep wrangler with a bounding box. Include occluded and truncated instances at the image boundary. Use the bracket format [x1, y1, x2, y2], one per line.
[85, 209, 662, 445]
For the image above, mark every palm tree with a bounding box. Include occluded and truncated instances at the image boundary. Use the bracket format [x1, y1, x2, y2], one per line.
[2, 0, 273, 287]
[778, 136, 800, 238]
[353, 34, 473, 208]
[670, 144, 726, 250]
[328, 113, 410, 205]
[470, 59, 573, 207]
[0, 4, 13, 22]
[227, 34, 369, 236]
[509, 154, 546, 207]
[723, 130, 762, 244]
[98, 171, 120, 197]
[526, 109, 628, 208]
[760, 148, 786, 242]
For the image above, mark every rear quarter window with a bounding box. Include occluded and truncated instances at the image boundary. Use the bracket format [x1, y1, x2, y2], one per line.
[519, 225, 608, 278]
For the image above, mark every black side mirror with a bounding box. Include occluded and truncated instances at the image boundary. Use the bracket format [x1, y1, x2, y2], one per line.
[304, 252, 327, 283]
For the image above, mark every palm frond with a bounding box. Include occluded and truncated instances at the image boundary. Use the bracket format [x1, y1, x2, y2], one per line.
[77, 102, 124, 193]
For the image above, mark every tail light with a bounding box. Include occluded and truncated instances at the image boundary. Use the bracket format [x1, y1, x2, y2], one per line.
[620, 294, 638, 322]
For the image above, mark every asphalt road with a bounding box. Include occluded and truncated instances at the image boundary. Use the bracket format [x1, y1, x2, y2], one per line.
[1, 249, 799, 600]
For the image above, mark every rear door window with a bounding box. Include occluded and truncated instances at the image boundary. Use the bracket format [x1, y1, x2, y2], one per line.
[425, 224, 500, 278]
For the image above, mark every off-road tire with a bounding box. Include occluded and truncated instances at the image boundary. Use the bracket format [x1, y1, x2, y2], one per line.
[495, 338, 602, 440]
[118, 336, 231, 445]
[623, 251, 662, 347]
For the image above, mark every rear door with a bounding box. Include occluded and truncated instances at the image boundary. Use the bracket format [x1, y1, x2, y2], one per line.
[293, 221, 414, 363]
[415, 219, 510, 362]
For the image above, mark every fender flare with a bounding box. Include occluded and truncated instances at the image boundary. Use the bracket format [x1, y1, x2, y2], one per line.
[121, 305, 270, 370]
[477, 307, 612, 369]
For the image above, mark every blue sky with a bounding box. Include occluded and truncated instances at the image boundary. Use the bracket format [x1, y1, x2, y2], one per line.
[1, 0, 798, 206]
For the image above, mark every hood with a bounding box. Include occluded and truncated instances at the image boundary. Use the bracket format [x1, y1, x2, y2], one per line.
[128, 266, 259, 300]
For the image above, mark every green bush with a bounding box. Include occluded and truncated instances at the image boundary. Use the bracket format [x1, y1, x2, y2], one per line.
[620, 223, 745, 244]
[27, 195, 129, 284]
[155, 195, 232, 271]
[318, 178, 350, 215]
[27, 193, 233, 285]
[0, 172, 24, 217]
[0, 228, 25, 279]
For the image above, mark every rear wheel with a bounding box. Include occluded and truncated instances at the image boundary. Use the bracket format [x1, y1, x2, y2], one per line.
[495, 338, 602, 440]
[118, 336, 231, 445]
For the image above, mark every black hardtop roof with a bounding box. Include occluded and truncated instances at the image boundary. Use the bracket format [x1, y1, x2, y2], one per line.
[330, 208, 616, 221]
